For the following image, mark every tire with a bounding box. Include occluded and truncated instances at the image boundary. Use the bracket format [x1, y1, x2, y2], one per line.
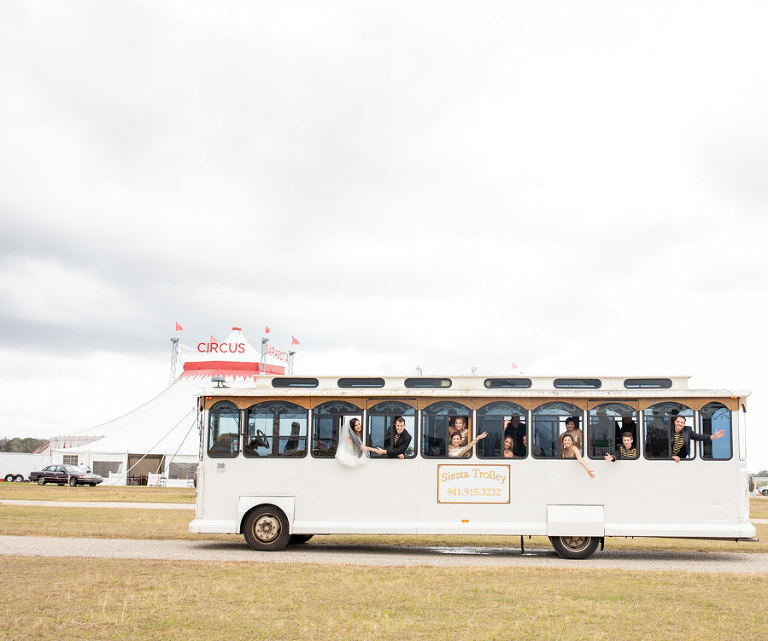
[37, 477, 46, 486]
[68, 477, 77, 487]
[549, 536, 600, 560]
[3, 474, 13, 482]
[242, 506, 290, 551]
[14, 475, 23, 482]
[289, 534, 314, 545]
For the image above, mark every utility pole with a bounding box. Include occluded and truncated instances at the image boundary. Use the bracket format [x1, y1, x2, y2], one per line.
[261, 337, 269, 374]
[168, 337, 179, 387]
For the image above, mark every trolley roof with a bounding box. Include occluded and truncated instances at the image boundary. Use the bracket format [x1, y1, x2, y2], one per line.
[200, 374, 750, 401]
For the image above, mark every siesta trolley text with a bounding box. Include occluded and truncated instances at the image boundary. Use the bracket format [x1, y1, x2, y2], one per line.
[189, 374, 756, 559]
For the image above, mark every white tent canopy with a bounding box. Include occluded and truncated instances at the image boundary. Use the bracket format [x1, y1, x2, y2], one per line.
[51, 327, 282, 485]
[52, 377, 203, 485]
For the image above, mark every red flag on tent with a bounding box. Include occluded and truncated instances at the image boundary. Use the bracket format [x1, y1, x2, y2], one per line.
[210, 335, 218, 343]
[175, 322, 183, 332]
[265, 326, 270, 334]
[291, 336, 300, 345]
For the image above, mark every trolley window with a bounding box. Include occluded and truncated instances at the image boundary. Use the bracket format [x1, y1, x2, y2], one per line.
[476, 402, 527, 459]
[208, 401, 240, 458]
[421, 401, 472, 458]
[700, 402, 732, 460]
[367, 401, 416, 458]
[337, 378, 385, 388]
[272, 378, 319, 388]
[624, 378, 672, 389]
[244, 401, 307, 458]
[643, 402, 694, 460]
[532, 402, 582, 458]
[587, 403, 638, 460]
[483, 378, 532, 389]
[311, 401, 363, 457]
[404, 378, 452, 388]
[554, 378, 601, 389]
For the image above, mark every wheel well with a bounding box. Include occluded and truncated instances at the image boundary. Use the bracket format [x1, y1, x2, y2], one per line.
[239, 503, 287, 535]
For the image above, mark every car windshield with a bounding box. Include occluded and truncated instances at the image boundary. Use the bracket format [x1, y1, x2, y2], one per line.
[64, 465, 87, 474]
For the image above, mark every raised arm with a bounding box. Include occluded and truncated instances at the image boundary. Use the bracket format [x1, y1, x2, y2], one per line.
[689, 429, 726, 443]
[571, 446, 595, 478]
[450, 432, 488, 458]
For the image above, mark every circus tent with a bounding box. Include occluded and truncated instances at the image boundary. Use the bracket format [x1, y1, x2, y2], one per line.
[50, 327, 288, 486]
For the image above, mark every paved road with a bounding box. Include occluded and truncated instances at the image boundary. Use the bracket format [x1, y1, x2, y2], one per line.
[2, 535, 767, 573]
[2, 501, 764, 571]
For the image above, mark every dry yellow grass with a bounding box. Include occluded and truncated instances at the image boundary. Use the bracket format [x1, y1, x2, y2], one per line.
[750, 496, 768, 518]
[1, 556, 766, 641]
[0, 505, 231, 541]
[0, 482, 195, 503]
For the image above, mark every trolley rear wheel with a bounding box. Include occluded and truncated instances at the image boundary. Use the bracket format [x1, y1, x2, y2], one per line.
[549, 536, 600, 559]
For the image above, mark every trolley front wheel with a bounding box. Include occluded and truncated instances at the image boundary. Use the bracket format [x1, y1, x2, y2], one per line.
[242, 506, 290, 551]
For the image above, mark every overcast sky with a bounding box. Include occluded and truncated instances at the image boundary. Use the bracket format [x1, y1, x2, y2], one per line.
[1, 1, 767, 469]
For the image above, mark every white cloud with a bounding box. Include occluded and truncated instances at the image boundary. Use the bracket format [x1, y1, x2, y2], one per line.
[1, 0, 767, 469]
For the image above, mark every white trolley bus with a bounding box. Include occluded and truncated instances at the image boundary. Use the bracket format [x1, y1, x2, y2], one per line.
[189, 374, 756, 559]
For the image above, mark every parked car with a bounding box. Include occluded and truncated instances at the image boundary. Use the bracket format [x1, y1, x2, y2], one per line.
[28, 465, 103, 487]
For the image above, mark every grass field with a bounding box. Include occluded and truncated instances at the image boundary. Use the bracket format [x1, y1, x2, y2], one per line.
[1, 556, 766, 641]
[750, 495, 768, 518]
[2, 488, 766, 639]
[0, 482, 195, 503]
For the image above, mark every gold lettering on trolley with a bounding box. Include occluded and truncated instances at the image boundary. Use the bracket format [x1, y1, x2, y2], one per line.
[437, 465, 511, 504]
[440, 468, 507, 484]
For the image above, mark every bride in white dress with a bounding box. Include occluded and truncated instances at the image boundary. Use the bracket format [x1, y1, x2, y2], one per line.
[335, 418, 384, 467]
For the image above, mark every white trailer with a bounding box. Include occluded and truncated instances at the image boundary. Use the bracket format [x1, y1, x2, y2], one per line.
[0, 452, 52, 482]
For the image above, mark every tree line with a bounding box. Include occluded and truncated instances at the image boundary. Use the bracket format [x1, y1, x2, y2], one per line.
[0, 437, 47, 453]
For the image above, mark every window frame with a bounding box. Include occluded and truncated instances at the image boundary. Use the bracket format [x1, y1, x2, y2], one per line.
[699, 402, 733, 461]
[420, 401, 473, 459]
[244, 400, 308, 458]
[642, 402, 695, 461]
[531, 402, 583, 459]
[587, 402, 639, 461]
[311, 400, 363, 458]
[476, 401, 528, 460]
[366, 400, 417, 459]
[207, 401, 241, 459]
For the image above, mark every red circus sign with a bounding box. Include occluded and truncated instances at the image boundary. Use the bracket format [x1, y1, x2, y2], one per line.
[266, 345, 289, 362]
[196, 341, 246, 354]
